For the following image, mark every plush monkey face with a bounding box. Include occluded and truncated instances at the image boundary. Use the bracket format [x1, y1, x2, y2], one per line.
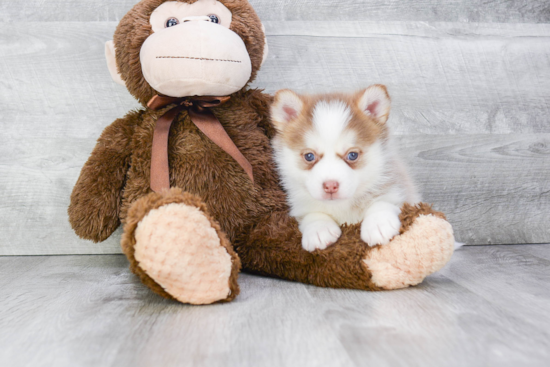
[107, 0, 268, 105]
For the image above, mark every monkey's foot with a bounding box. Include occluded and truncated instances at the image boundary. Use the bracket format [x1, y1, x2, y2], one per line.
[363, 212, 455, 290]
[122, 189, 240, 304]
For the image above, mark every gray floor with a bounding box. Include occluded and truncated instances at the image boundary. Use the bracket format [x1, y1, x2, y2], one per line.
[1, 245, 549, 367]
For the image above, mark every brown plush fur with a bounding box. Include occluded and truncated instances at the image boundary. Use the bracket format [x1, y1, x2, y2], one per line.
[235, 211, 380, 290]
[69, 0, 289, 301]
[68, 0, 453, 302]
[235, 202, 447, 290]
[114, 0, 266, 106]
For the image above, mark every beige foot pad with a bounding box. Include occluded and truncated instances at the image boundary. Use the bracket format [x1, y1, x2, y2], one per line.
[363, 214, 455, 290]
[134, 203, 233, 305]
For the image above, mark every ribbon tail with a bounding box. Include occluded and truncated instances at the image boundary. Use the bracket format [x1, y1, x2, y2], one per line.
[189, 108, 254, 184]
[150, 105, 184, 192]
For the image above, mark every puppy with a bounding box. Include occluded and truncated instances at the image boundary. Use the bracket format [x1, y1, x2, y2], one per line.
[270, 85, 420, 251]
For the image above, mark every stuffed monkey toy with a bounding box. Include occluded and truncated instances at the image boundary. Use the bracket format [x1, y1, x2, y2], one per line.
[68, 0, 455, 305]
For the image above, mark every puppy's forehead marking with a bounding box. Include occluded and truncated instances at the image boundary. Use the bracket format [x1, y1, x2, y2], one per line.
[304, 128, 358, 155]
[312, 100, 351, 142]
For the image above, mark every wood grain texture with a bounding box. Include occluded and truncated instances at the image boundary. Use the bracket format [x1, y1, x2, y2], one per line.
[3, 21, 549, 135]
[251, 0, 550, 23]
[397, 134, 550, 245]
[1, 133, 548, 255]
[258, 21, 550, 134]
[0, 21, 137, 255]
[1, 0, 549, 23]
[1, 19, 549, 254]
[518, 243, 550, 261]
[1, 246, 549, 367]
[437, 245, 550, 333]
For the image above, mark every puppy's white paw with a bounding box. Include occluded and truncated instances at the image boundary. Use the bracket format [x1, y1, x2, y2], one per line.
[301, 220, 342, 252]
[361, 211, 401, 246]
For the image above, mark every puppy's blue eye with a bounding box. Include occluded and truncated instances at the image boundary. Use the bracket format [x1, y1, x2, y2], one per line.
[347, 152, 359, 161]
[304, 153, 315, 162]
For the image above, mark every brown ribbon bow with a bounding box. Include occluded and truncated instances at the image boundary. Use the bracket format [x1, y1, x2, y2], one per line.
[147, 95, 254, 192]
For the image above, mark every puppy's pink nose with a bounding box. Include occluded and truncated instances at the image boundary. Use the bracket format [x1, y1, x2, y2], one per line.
[323, 181, 339, 194]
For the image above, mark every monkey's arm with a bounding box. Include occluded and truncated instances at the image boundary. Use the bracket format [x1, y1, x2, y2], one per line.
[68, 111, 140, 242]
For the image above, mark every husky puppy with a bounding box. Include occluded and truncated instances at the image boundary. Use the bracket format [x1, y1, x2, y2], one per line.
[270, 85, 420, 251]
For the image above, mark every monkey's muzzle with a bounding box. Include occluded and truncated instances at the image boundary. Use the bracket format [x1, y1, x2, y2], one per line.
[140, 20, 252, 97]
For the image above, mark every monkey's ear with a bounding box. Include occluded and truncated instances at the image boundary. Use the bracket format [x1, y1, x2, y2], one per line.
[105, 40, 125, 87]
[271, 89, 303, 131]
[357, 84, 391, 124]
[260, 23, 268, 67]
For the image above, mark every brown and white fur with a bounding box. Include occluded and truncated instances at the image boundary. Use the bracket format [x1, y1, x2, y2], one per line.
[271, 85, 420, 251]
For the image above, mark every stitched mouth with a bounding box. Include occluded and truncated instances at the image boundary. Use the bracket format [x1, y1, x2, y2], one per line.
[156, 56, 242, 63]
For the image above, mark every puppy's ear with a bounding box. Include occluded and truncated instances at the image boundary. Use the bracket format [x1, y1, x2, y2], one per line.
[357, 85, 391, 124]
[271, 89, 303, 131]
[105, 40, 125, 87]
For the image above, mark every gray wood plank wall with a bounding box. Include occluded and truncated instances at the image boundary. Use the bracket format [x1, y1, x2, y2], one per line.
[1, 0, 549, 23]
[0, 1, 549, 255]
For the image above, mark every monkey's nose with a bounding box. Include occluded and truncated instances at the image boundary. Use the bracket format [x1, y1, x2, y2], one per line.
[323, 181, 339, 194]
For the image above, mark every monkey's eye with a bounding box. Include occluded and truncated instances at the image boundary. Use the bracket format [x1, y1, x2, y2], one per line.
[304, 153, 316, 162]
[208, 14, 220, 24]
[347, 152, 359, 161]
[165, 18, 179, 28]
